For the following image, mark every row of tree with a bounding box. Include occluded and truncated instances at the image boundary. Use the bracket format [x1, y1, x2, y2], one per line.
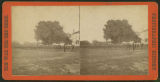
[34, 19, 141, 46]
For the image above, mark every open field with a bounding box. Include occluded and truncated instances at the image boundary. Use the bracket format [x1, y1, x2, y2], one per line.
[12, 47, 148, 75]
[80, 48, 148, 75]
[12, 48, 80, 75]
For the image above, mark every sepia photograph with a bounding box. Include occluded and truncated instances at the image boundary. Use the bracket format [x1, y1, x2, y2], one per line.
[12, 6, 80, 75]
[12, 5, 148, 75]
[80, 5, 148, 75]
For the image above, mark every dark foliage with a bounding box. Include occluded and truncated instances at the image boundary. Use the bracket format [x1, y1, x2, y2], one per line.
[80, 40, 91, 46]
[103, 19, 141, 44]
[34, 21, 71, 45]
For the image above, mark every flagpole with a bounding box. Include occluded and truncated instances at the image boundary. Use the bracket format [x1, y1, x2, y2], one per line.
[79, 6, 80, 43]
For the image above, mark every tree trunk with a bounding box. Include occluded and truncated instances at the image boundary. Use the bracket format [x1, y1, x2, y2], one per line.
[71, 45, 74, 51]
[64, 44, 66, 52]
[133, 43, 135, 51]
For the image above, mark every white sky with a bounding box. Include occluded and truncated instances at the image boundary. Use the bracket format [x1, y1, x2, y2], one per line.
[80, 5, 148, 42]
[12, 5, 148, 43]
[12, 6, 79, 44]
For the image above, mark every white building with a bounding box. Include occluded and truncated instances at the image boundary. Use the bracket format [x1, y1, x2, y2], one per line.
[70, 30, 80, 46]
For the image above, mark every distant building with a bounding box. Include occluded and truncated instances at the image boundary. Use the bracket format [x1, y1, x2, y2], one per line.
[106, 39, 112, 44]
[70, 30, 80, 46]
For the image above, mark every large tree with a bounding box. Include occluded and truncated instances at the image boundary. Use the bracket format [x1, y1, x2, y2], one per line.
[34, 21, 71, 45]
[103, 19, 141, 44]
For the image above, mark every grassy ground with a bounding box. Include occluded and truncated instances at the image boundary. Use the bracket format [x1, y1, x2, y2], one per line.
[80, 48, 148, 75]
[12, 48, 80, 75]
[12, 47, 148, 75]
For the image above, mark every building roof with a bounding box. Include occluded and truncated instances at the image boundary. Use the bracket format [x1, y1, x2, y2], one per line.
[72, 31, 80, 35]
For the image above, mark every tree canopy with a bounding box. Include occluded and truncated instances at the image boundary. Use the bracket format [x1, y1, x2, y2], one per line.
[34, 21, 71, 45]
[80, 40, 91, 46]
[103, 19, 141, 44]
